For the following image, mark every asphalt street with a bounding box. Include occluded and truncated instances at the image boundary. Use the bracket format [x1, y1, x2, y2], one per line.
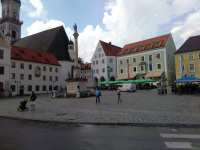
[0, 118, 200, 150]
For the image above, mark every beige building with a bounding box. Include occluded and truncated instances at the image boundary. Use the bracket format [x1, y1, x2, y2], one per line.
[117, 34, 176, 85]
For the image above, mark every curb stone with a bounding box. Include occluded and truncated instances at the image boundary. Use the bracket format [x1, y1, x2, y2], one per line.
[1, 116, 200, 128]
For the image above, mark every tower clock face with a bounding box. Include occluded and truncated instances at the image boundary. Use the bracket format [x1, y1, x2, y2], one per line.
[35, 66, 41, 77]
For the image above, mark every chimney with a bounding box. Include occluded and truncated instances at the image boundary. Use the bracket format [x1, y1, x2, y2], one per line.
[109, 42, 112, 45]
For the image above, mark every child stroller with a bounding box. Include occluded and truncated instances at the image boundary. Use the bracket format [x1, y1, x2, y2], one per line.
[17, 99, 28, 112]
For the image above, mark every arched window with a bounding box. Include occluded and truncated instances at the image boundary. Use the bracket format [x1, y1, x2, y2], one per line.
[100, 76, 105, 82]
[12, 30, 17, 40]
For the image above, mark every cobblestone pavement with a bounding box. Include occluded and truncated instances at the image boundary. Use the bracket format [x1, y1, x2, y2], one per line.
[0, 90, 200, 125]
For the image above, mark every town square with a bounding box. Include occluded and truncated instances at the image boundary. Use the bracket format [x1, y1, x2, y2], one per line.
[0, 0, 200, 149]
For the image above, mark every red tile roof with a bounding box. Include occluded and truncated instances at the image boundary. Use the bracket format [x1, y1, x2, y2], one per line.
[81, 63, 91, 70]
[100, 41, 122, 56]
[11, 46, 60, 66]
[118, 34, 171, 56]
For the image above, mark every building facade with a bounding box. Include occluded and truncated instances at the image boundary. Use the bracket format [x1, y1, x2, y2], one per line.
[117, 34, 176, 84]
[80, 63, 92, 80]
[0, 36, 10, 96]
[91, 41, 121, 81]
[175, 35, 200, 79]
[10, 46, 61, 96]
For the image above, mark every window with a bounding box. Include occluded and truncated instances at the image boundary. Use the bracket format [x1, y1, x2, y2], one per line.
[133, 58, 136, 63]
[102, 59, 105, 64]
[156, 53, 161, 59]
[11, 62, 16, 68]
[99, 54, 101, 58]
[43, 66, 46, 71]
[93, 61, 95, 65]
[49, 86, 52, 91]
[120, 60, 123, 65]
[102, 68, 105, 73]
[127, 59, 129, 64]
[157, 64, 161, 70]
[189, 64, 195, 72]
[20, 74, 24, 80]
[96, 60, 98, 65]
[133, 67, 137, 72]
[141, 56, 145, 61]
[0, 67, 4, 75]
[0, 49, 3, 59]
[96, 69, 99, 74]
[55, 76, 58, 81]
[49, 67, 52, 72]
[43, 76, 46, 81]
[10, 85, 16, 92]
[110, 59, 113, 63]
[120, 69, 123, 74]
[189, 54, 194, 61]
[20, 63, 24, 69]
[149, 64, 153, 71]
[28, 75, 32, 80]
[43, 86, 46, 91]
[55, 68, 58, 73]
[149, 55, 152, 61]
[29, 64, 32, 70]
[28, 85, 32, 92]
[11, 73, 15, 79]
[141, 65, 145, 71]
[35, 85, 40, 92]
[49, 76, 52, 81]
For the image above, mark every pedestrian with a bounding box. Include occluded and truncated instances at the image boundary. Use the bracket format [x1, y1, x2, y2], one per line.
[117, 89, 122, 104]
[29, 91, 37, 111]
[95, 87, 101, 104]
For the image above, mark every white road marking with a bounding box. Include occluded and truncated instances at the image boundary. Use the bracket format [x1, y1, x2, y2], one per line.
[160, 133, 200, 139]
[165, 142, 192, 149]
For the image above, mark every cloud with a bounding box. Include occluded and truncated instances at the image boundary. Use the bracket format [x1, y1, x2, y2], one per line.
[26, 0, 200, 62]
[21, 0, 46, 18]
[171, 10, 200, 47]
[26, 20, 65, 35]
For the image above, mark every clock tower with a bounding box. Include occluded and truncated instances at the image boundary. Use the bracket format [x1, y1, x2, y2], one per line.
[0, 0, 23, 43]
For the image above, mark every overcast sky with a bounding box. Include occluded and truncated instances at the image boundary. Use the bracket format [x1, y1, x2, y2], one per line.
[5, 0, 200, 62]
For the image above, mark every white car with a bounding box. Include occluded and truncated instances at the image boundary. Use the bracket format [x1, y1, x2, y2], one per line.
[118, 84, 136, 92]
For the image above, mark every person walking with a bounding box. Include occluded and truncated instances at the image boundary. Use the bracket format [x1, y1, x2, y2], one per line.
[95, 87, 101, 104]
[29, 91, 37, 111]
[117, 89, 122, 104]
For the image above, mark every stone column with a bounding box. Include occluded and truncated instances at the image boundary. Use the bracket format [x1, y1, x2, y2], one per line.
[73, 24, 80, 78]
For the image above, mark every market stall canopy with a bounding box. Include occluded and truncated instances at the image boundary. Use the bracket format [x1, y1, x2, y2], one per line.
[100, 79, 157, 85]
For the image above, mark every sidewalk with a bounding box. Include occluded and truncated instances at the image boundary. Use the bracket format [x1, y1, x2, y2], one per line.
[0, 90, 200, 127]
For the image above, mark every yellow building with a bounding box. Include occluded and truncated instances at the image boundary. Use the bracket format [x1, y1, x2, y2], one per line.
[175, 35, 200, 79]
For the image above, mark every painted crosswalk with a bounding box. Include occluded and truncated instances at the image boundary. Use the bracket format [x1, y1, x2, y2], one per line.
[160, 132, 200, 149]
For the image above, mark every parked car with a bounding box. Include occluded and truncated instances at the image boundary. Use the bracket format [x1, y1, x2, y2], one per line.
[118, 84, 136, 92]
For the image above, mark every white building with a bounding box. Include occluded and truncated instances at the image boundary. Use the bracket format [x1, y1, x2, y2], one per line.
[91, 41, 121, 82]
[0, 36, 10, 96]
[10, 46, 61, 96]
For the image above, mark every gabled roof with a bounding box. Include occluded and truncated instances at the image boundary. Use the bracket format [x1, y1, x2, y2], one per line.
[118, 34, 171, 56]
[13, 26, 71, 61]
[175, 35, 200, 54]
[11, 46, 60, 66]
[99, 41, 122, 56]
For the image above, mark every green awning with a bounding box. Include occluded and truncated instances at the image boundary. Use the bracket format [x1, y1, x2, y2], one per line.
[101, 79, 156, 85]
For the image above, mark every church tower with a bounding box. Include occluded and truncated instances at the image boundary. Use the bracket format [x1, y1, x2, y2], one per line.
[0, 0, 23, 43]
